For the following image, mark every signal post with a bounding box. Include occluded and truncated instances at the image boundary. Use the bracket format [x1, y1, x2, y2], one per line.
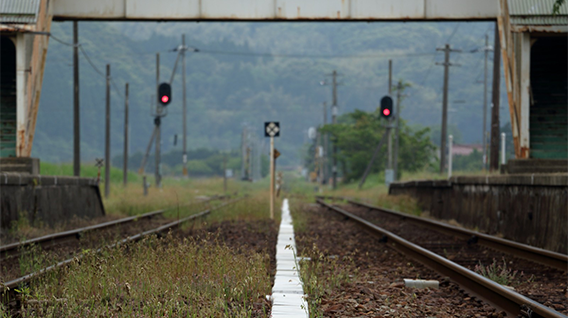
[265, 122, 280, 219]
[358, 96, 393, 189]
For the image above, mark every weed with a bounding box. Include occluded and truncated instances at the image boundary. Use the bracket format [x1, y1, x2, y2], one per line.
[474, 258, 518, 286]
[298, 243, 357, 318]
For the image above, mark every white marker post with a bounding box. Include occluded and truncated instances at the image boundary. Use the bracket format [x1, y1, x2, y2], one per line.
[448, 135, 453, 178]
[265, 122, 280, 220]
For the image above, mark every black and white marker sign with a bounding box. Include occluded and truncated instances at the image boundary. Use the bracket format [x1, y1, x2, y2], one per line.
[265, 122, 280, 137]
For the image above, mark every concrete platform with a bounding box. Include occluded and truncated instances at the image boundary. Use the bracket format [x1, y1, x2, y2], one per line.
[0, 172, 104, 231]
[389, 173, 567, 253]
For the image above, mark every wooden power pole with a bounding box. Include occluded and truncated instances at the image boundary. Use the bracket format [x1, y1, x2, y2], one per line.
[482, 34, 489, 170]
[436, 44, 460, 174]
[331, 70, 338, 189]
[394, 81, 402, 180]
[123, 83, 129, 186]
[73, 21, 80, 177]
[155, 53, 161, 188]
[182, 34, 188, 177]
[490, 24, 502, 171]
[104, 64, 111, 198]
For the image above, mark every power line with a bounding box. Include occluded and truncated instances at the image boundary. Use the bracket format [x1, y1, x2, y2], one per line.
[446, 23, 461, 43]
[79, 45, 106, 77]
[417, 22, 461, 87]
[197, 48, 436, 59]
[50, 35, 75, 47]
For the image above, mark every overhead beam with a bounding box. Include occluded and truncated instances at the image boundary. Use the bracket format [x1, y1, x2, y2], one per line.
[52, 0, 499, 21]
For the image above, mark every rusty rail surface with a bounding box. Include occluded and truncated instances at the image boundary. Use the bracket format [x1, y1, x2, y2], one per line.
[317, 199, 566, 318]
[0, 194, 230, 261]
[1, 196, 243, 305]
[317, 196, 568, 271]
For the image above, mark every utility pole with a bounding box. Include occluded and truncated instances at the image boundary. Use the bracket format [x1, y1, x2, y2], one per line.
[104, 64, 110, 198]
[490, 25, 502, 171]
[448, 135, 453, 178]
[182, 34, 188, 177]
[155, 53, 161, 188]
[436, 44, 461, 174]
[73, 21, 80, 177]
[331, 70, 338, 190]
[223, 153, 227, 192]
[387, 61, 393, 175]
[388, 60, 392, 94]
[241, 126, 247, 180]
[482, 34, 489, 170]
[322, 101, 328, 184]
[123, 83, 129, 186]
[139, 101, 156, 175]
[394, 81, 402, 181]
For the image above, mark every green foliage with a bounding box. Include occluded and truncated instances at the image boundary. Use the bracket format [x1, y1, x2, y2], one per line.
[452, 149, 483, 171]
[110, 148, 269, 178]
[553, 0, 566, 14]
[319, 109, 436, 182]
[40, 162, 141, 183]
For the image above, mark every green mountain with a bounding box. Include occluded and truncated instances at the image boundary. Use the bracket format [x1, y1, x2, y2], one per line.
[33, 21, 508, 166]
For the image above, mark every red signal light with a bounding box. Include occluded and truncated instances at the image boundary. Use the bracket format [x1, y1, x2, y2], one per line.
[380, 95, 393, 119]
[158, 83, 171, 105]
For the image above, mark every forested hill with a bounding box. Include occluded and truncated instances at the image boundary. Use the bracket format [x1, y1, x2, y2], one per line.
[34, 21, 507, 165]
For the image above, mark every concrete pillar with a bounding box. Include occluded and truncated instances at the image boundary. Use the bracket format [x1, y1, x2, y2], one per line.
[519, 32, 531, 158]
[16, 33, 27, 157]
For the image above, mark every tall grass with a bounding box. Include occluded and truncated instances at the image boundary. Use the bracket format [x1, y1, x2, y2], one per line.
[11, 234, 271, 317]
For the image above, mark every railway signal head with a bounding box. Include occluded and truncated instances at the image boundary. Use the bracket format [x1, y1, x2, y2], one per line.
[380, 95, 393, 119]
[158, 83, 171, 106]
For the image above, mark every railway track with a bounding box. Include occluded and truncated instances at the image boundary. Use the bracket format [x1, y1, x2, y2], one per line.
[1, 196, 242, 307]
[316, 198, 567, 318]
[0, 194, 229, 261]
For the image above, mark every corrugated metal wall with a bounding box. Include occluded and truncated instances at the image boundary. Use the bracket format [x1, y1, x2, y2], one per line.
[530, 36, 568, 159]
[0, 36, 17, 158]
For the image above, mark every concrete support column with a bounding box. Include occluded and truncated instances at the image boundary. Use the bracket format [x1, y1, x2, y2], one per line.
[519, 32, 531, 158]
[16, 33, 28, 157]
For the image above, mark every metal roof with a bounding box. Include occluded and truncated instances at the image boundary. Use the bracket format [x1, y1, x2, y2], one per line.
[509, 0, 568, 25]
[0, 0, 40, 24]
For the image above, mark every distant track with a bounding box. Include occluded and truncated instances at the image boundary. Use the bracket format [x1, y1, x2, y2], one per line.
[317, 198, 566, 318]
[1, 195, 241, 306]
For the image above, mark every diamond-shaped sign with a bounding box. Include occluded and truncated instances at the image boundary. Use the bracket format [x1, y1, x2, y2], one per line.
[265, 122, 280, 137]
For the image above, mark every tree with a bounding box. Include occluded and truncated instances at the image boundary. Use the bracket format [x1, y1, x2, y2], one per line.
[319, 109, 436, 183]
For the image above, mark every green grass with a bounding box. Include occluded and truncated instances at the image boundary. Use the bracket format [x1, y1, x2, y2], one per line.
[11, 235, 271, 317]
[3, 187, 278, 318]
[40, 162, 141, 184]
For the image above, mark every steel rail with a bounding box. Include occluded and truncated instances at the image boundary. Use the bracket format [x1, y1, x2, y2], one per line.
[0, 195, 229, 260]
[317, 199, 566, 318]
[318, 196, 568, 271]
[1, 197, 243, 304]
